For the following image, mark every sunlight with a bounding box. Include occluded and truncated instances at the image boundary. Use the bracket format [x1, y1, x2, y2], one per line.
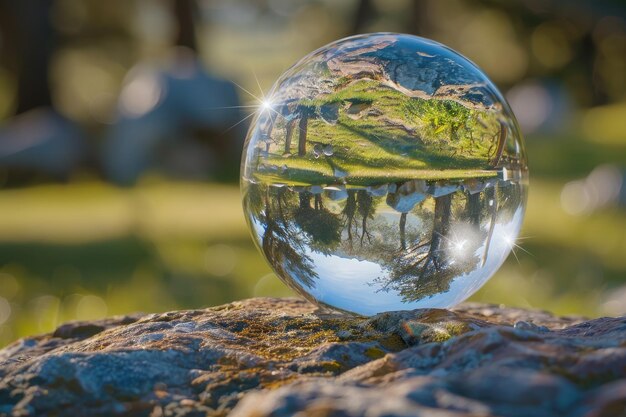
[503, 233, 515, 249]
[260, 99, 274, 112]
[214, 68, 284, 134]
[453, 239, 467, 252]
[502, 233, 533, 264]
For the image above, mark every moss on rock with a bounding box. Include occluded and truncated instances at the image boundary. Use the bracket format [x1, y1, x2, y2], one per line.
[2, 297, 619, 417]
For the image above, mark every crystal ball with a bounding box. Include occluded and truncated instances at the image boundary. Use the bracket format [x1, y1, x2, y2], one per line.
[241, 33, 528, 315]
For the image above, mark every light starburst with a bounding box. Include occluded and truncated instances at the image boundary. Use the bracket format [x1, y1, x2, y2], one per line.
[503, 234, 533, 263]
[200, 68, 284, 134]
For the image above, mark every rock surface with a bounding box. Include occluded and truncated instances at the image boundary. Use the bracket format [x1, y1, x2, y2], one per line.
[0, 298, 624, 417]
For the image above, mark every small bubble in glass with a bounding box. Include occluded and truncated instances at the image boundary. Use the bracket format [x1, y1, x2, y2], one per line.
[241, 33, 528, 316]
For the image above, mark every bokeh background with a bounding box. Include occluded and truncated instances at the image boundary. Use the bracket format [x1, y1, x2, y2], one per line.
[0, 0, 625, 346]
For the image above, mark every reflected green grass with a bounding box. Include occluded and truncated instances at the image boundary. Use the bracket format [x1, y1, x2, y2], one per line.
[256, 163, 499, 186]
[257, 79, 503, 185]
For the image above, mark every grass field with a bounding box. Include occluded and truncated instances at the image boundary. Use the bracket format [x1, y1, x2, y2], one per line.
[0, 181, 279, 346]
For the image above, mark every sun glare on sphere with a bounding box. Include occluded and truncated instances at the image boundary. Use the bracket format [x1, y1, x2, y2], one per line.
[260, 99, 273, 112]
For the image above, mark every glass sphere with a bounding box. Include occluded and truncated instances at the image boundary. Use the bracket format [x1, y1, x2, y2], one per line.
[241, 33, 528, 315]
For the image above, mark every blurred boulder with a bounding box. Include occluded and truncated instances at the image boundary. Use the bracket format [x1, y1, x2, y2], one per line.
[0, 108, 85, 179]
[506, 79, 573, 136]
[103, 48, 244, 185]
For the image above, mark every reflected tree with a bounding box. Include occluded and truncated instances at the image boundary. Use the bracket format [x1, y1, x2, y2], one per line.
[377, 193, 482, 302]
[247, 177, 517, 304]
[259, 112, 279, 154]
[480, 185, 498, 267]
[284, 118, 297, 154]
[294, 191, 342, 254]
[497, 181, 525, 222]
[464, 191, 482, 227]
[296, 105, 316, 156]
[342, 190, 358, 246]
[357, 190, 376, 245]
[340, 189, 379, 248]
[399, 212, 408, 250]
[265, 102, 317, 157]
[489, 121, 508, 168]
[250, 184, 319, 289]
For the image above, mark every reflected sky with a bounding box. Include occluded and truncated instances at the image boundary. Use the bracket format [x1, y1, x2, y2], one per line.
[294, 205, 524, 315]
[244, 177, 526, 315]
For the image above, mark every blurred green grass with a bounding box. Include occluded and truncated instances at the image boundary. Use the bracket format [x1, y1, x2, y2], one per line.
[0, 181, 284, 345]
[0, 124, 625, 346]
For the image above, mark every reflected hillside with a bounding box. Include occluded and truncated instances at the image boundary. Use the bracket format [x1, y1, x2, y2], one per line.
[244, 34, 526, 187]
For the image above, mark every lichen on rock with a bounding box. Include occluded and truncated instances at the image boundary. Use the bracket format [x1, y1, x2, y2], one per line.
[0, 297, 623, 417]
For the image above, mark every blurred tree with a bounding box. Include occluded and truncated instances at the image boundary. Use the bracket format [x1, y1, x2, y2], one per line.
[353, 0, 625, 106]
[104, 0, 244, 185]
[0, 0, 85, 181]
[293, 191, 342, 254]
[351, 0, 376, 35]
[0, 0, 54, 115]
[174, 0, 198, 52]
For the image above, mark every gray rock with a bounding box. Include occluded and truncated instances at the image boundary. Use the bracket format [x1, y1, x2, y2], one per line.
[386, 180, 428, 213]
[0, 298, 623, 417]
